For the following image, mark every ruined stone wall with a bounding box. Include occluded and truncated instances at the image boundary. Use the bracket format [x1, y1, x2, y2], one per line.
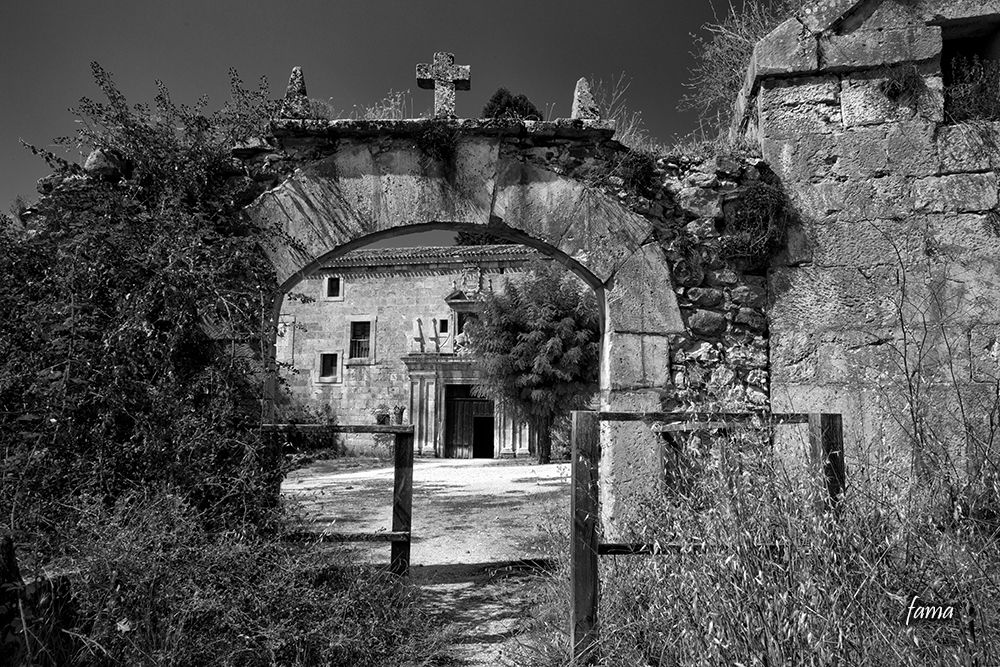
[488, 132, 774, 417]
[737, 0, 1000, 480]
[241, 114, 782, 530]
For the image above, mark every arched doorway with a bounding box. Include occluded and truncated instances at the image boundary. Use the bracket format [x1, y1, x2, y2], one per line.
[248, 120, 685, 529]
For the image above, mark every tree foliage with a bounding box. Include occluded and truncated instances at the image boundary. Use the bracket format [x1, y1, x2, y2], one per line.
[0, 63, 285, 538]
[481, 87, 542, 121]
[465, 261, 600, 463]
[454, 227, 510, 246]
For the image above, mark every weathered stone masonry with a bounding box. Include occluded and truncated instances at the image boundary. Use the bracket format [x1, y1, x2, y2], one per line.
[735, 0, 1000, 479]
[235, 61, 780, 532]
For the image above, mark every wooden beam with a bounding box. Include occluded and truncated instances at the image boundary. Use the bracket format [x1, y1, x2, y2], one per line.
[571, 411, 600, 665]
[650, 421, 733, 433]
[283, 531, 411, 543]
[262, 423, 414, 434]
[391, 430, 414, 576]
[808, 413, 846, 505]
[597, 412, 810, 424]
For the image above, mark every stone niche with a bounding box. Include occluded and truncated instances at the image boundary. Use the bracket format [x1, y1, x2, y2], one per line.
[735, 0, 1000, 484]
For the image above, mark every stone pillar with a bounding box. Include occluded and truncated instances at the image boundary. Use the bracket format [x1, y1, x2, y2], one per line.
[496, 405, 517, 458]
[599, 244, 685, 540]
[408, 372, 436, 456]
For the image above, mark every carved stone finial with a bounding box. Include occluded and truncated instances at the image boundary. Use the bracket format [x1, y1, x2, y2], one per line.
[281, 67, 310, 118]
[416, 52, 471, 118]
[571, 77, 600, 120]
[285, 67, 307, 98]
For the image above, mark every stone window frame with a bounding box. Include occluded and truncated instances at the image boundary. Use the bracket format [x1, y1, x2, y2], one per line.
[346, 316, 377, 365]
[323, 275, 345, 302]
[940, 20, 1000, 123]
[314, 349, 344, 384]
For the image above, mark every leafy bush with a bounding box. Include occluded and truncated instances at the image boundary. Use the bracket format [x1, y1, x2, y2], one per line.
[1, 63, 286, 540]
[481, 87, 542, 121]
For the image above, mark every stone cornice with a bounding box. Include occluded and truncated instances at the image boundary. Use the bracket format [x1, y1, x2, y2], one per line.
[268, 117, 616, 141]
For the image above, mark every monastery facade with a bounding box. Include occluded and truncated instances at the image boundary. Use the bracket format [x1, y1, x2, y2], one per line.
[275, 244, 540, 457]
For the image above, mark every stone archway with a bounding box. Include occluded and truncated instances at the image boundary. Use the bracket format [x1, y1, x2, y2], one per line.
[246, 119, 685, 527]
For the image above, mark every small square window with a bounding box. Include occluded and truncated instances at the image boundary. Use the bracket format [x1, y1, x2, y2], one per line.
[439, 318, 449, 334]
[325, 276, 344, 300]
[320, 353, 338, 379]
[349, 321, 372, 359]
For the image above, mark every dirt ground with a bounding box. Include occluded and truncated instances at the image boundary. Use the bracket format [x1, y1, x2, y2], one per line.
[282, 456, 572, 666]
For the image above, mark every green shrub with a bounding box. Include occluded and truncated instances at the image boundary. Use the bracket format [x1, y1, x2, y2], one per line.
[481, 87, 542, 121]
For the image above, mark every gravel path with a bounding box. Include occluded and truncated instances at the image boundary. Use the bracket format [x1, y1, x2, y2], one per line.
[283, 457, 571, 666]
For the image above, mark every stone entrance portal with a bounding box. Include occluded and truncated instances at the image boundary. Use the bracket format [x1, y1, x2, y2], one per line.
[245, 66, 688, 528]
[403, 354, 530, 458]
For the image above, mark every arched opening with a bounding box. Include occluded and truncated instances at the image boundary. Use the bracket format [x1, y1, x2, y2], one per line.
[272, 222, 604, 460]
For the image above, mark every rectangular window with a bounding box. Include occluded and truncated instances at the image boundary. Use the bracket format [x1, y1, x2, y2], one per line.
[325, 276, 344, 300]
[319, 353, 339, 380]
[439, 318, 449, 334]
[942, 23, 1000, 122]
[349, 321, 372, 359]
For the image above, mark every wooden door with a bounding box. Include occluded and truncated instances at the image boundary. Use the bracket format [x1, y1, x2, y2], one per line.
[444, 385, 494, 458]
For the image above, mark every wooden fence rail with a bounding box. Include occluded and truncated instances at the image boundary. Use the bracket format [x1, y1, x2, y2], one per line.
[569, 410, 844, 666]
[264, 423, 414, 577]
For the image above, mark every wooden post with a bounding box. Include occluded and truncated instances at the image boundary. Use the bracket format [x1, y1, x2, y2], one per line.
[390, 430, 414, 576]
[571, 411, 600, 665]
[808, 413, 845, 505]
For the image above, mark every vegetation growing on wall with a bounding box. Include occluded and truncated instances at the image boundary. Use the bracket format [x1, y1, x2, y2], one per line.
[414, 120, 459, 177]
[681, 0, 797, 134]
[945, 55, 1000, 123]
[719, 180, 794, 267]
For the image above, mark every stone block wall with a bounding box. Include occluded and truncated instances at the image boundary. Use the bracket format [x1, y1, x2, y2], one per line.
[736, 0, 1000, 481]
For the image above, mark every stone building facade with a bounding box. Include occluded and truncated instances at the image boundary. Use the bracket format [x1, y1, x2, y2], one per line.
[735, 0, 1000, 480]
[276, 244, 537, 457]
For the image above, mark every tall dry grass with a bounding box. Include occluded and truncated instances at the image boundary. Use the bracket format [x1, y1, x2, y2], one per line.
[515, 426, 1000, 666]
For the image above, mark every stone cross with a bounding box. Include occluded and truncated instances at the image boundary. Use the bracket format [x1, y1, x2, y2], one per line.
[416, 52, 470, 118]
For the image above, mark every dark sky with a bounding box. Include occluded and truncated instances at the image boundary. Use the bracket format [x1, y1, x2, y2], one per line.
[1, 1, 727, 227]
